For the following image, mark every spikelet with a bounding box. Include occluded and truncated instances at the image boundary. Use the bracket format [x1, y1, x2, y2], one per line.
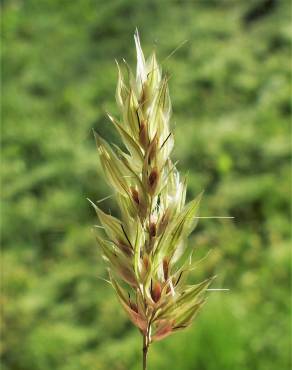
[89, 30, 215, 365]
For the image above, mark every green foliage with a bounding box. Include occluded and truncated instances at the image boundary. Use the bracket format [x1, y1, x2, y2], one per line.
[1, 0, 291, 369]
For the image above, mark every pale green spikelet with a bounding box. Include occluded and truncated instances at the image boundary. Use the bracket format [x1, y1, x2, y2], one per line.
[89, 30, 215, 360]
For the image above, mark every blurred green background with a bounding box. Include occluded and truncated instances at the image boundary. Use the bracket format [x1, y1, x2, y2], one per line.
[1, 0, 291, 369]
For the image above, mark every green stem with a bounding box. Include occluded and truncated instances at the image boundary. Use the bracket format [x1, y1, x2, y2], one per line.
[142, 334, 148, 370]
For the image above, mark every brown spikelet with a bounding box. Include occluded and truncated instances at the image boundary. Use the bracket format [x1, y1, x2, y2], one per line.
[163, 258, 169, 281]
[129, 300, 139, 313]
[151, 281, 162, 303]
[143, 254, 149, 270]
[148, 136, 158, 163]
[139, 120, 148, 149]
[149, 222, 156, 237]
[130, 186, 140, 205]
[148, 168, 159, 194]
[117, 240, 133, 256]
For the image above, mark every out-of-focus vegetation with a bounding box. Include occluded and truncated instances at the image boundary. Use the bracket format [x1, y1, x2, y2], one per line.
[1, 0, 291, 369]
